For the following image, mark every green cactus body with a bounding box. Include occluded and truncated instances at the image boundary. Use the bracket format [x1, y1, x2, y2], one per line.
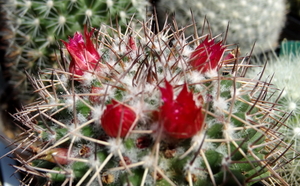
[1, 0, 149, 102]
[156, 0, 286, 55]
[6, 17, 292, 185]
[247, 40, 300, 185]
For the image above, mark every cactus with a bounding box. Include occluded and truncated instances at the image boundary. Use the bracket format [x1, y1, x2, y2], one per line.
[4, 17, 293, 185]
[156, 0, 286, 55]
[1, 0, 149, 101]
[0, 0, 150, 141]
[247, 40, 300, 185]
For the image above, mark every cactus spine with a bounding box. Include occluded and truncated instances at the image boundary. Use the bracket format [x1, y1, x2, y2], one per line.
[5, 16, 292, 185]
[247, 41, 300, 185]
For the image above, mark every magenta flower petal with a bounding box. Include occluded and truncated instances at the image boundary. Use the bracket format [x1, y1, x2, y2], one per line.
[62, 27, 101, 76]
[159, 81, 204, 139]
[189, 37, 226, 73]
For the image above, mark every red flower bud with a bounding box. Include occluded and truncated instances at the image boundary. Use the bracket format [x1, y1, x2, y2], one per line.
[127, 35, 137, 51]
[42, 148, 70, 165]
[62, 27, 102, 76]
[101, 100, 137, 138]
[159, 81, 204, 139]
[89, 86, 103, 104]
[189, 37, 226, 73]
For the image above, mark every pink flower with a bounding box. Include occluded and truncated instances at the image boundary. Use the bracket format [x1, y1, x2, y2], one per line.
[189, 37, 226, 73]
[101, 100, 137, 138]
[158, 81, 204, 139]
[62, 27, 101, 76]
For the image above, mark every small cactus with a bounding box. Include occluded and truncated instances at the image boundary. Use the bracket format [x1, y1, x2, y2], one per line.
[156, 0, 286, 55]
[5, 17, 292, 185]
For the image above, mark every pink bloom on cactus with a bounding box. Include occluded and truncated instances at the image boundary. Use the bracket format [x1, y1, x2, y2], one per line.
[101, 100, 137, 138]
[62, 27, 101, 76]
[159, 81, 204, 139]
[189, 37, 226, 73]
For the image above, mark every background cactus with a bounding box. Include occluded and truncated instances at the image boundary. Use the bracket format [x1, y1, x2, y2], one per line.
[247, 41, 300, 185]
[1, 0, 149, 101]
[3, 16, 294, 185]
[156, 0, 286, 55]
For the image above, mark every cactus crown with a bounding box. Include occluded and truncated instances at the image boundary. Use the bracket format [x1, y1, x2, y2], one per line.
[5, 16, 292, 185]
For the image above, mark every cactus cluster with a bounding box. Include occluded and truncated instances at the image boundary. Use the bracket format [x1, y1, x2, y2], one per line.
[1, 0, 149, 100]
[4, 17, 293, 185]
[156, 0, 286, 55]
